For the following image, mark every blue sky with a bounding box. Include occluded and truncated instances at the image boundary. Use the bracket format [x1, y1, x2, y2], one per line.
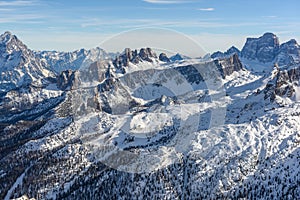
[0, 0, 299, 55]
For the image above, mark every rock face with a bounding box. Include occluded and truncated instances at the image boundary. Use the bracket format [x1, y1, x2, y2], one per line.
[159, 53, 170, 62]
[265, 65, 300, 100]
[0, 31, 54, 93]
[113, 48, 159, 73]
[215, 53, 243, 78]
[57, 70, 81, 90]
[139, 47, 157, 62]
[170, 53, 185, 62]
[113, 48, 138, 70]
[214, 33, 300, 67]
[276, 39, 300, 66]
[241, 33, 280, 63]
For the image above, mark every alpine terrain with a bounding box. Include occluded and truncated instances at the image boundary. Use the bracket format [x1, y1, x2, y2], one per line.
[0, 31, 300, 199]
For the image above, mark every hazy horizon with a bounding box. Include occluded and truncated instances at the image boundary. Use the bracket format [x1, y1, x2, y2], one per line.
[0, 0, 299, 55]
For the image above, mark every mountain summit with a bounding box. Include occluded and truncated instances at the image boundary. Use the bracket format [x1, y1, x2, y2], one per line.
[241, 32, 280, 63]
[0, 32, 53, 93]
[212, 32, 300, 67]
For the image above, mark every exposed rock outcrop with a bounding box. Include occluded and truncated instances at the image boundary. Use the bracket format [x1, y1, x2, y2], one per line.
[214, 53, 243, 78]
[57, 70, 80, 90]
[264, 64, 300, 100]
[159, 53, 170, 62]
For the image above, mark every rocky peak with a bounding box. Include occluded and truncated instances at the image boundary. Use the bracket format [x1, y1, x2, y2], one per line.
[170, 53, 184, 62]
[279, 39, 299, 52]
[113, 47, 159, 73]
[0, 31, 28, 54]
[227, 46, 240, 55]
[264, 63, 300, 101]
[210, 51, 223, 59]
[0, 31, 13, 43]
[284, 39, 298, 46]
[211, 46, 240, 59]
[159, 53, 170, 62]
[241, 32, 280, 63]
[139, 47, 157, 62]
[0, 31, 54, 92]
[276, 39, 300, 66]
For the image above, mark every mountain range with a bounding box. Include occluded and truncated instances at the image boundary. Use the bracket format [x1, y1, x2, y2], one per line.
[0, 31, 300, 200]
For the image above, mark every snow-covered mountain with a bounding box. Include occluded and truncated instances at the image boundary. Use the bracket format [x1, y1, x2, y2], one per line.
[36, 47, 114, 73]
[241, 32, 280, 63]
[212, 33, 300, 69]
[0, 31, 300, 200]
[169, 53, 190, 62]
[0, 32, 54, 93]
[276, 39, 300, 66]
[0, 31, 120, 95]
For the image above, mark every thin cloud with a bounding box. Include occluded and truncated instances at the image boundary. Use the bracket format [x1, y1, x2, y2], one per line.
[143, 0, 191, 4]
[262, 15, 277, 19]
[197, 8, 215, 11]
[0, 8, 14, 11]
[0, 14, 43, 23]
[0, 0, 36, 6]
[79, 17, 269, 29]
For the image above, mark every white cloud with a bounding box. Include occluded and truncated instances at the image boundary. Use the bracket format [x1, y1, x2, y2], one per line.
[0, 8, 13, 11]
[262, 15, 277, 18]
[143, 0, 191, 4]
[0, 0, 36, 6]
[197, 8, 215, 11]
[78, 17, 265, 30]
[0, 14, 43, 23]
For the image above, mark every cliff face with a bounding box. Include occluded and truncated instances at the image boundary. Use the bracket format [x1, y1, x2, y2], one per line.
[241, 33, 280, 63]
[215, 53, 243, 78]
[212, 33, 300, 69]
[113, 48, 158, 73]
[264, 64, 300, 101]
[276, 39, 300, 66]
[57, 70, 81, 90]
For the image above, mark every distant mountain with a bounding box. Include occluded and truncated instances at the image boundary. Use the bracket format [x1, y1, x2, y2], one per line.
[211, 46, 240, 59]
[241, 32, 300, 66]
[0, 32, 118, 93]
[212, 33, 300, 69]
[36, 47, 114, 73]
[241, 32, 280, 63]
[169, 53, 190, 62]
[113, 47, 159, 73]
[158, 53, 170, 62]
[276, 39, 300, 66]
